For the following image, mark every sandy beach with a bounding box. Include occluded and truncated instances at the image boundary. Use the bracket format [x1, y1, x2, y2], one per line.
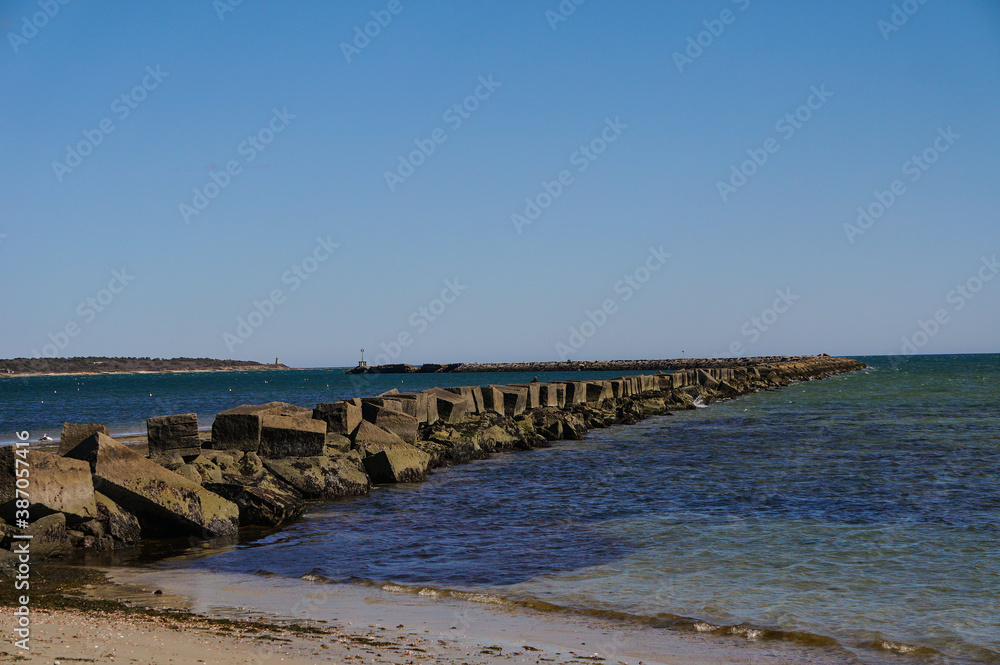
[2, 565, 863, 665]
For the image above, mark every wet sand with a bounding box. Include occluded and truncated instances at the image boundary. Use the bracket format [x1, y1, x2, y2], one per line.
[20, 566, 865, 665]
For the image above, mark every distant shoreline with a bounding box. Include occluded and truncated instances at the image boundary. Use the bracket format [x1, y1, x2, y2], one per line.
[0, 360, 297, 378]
[1, 367, 297, 378]
[345, 354, 830, 374]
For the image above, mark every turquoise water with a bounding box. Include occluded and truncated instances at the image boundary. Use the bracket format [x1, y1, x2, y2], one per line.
[4, 355, 998, 664]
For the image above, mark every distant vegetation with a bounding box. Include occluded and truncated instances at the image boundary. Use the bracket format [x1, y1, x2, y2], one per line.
[0, 357, 288, 376]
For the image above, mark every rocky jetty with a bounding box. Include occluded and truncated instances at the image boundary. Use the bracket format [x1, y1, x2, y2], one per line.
[344, 355, 833, 374]
[1, 355, 865, 558]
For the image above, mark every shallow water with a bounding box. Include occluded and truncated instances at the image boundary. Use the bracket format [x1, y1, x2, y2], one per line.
[6, 355, 999, 664]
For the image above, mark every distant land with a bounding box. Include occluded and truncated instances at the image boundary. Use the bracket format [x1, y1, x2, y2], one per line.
[0, 356, 291, 377]
[344, 355, 834, 374]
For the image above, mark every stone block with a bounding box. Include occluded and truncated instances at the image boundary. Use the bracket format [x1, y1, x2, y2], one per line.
[362, 404, 419, 444]
[59, 423, 110, 455]
[313, 401, 363, 437]
[0, 447, 97, 524]
[65, 433, 239, 539]
[211, 404, 282, 452]
[147, 413, 201, 458]
[258, 415, 328, 458]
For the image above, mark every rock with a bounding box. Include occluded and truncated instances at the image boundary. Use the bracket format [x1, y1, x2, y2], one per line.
[412, 440, 449, 468]
[564, 381, 588, 405]
[476, 425, 519, 453]
[261, 401, 314, 418]
[585, 381, 612, 404]
[362, 404, 419, 444]
[65, 433, 239, 539]
[532, 409, 566, 441]
[480, 385, 506, 414]
[59, 422, 110, 455]
[21, 513, 70, 556]
[211, 404, 282, 452]
[313, 401, 363, 437]
[150, 451, 185, 471]
[445, 386, 485, 414]
[94, 492, 141, 544]
[538, 383, 564, 408]
[191, 450, 305, 527]
[351, 421, 431, 484]
[204, 473, 305, 527]
[238, 452, 266, 480]
[361, 397, 404, 417]
[385, 392, 423, 422]
[146, 413, 201, 461]
[716, 380, 740, 396]
[641, 397, 667, 414]
[264, 452, 371, 499]
[199, 451, 242, 477]
[560, 411, 588, 439]
[419, 425, 483, 465]
[0, 447, 97, 525]
[78, 519, 105, 538]
[0, 513, 72, 556]
[352, 419, 407, 450]
[421, 388, 471, 424]
[696, 369, 720, 389]
[362, 444, 431, 484]
[259, 415, 327, 458]
[497, 386, 528, 417]
[188, 455, 224, 484]
[510, 384, 541, 409]
[175, 464, 203, 485]
[325, 432, 352, 454]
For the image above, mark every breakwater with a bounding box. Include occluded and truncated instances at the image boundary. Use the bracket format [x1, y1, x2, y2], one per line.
[1, 355, 865, 558]
[345, 354, 827, 374]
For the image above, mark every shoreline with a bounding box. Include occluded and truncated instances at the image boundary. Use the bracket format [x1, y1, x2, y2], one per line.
[1, 366, 300, 379]
[2, 564, 880, 665]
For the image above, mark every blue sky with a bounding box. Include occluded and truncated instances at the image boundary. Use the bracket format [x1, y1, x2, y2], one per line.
[1, 0, 998, 367]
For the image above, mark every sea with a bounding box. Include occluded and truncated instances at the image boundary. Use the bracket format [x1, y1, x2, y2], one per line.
[1, 354, 997, 664]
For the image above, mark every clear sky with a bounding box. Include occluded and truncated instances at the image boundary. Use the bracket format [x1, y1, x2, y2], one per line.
[2, 0, 998, 368]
